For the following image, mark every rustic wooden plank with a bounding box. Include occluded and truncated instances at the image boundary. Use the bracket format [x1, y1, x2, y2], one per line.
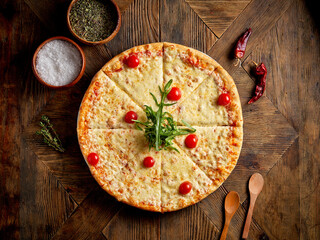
[186, 0, 251, 37]
[296, 0, 320, 237]
[224, 95, 298, 201]
[0, 0, 21, 234]
[20, 140, 77, 239]
[243, 138, 300, 239]
[160, 0, 218, 52]
[102, 206, 160, 240]
[242, 0, 319, 238]
[113, 0, 134, 13]
[160, 204, 220, 240]
[106, 0, 160, 56]
[198, 186, 267, 239]
[23, 88, 98, 204]
[52, 187, 123, 240]
[207, 0, 293, 74]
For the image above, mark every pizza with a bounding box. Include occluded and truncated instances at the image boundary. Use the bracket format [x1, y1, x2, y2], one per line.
[77, 42, 243, 212]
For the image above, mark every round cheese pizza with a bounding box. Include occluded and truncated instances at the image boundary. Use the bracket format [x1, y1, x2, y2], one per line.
[77, 42, 243, 212]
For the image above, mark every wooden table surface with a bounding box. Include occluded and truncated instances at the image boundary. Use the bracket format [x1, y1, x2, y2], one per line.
[1, 0, 319, 239]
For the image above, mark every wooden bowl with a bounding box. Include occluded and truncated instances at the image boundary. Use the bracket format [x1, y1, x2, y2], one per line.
[32, 36, 86, 89]
[67, 0, 121, 45]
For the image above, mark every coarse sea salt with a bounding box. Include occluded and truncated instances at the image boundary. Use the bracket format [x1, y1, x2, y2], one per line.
[36, 39, 82, 86]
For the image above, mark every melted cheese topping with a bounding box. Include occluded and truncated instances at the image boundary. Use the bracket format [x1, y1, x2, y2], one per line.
[102, 48, 163, 109]
[78, 43, 243, 212]
[163, 43, 214, 111]
[170, 72, 229, 126]
[80, 129, 161, 211]
[79, 71, 146, 129]
[161, 143, 214, 212]
[174, 127, 243, 185]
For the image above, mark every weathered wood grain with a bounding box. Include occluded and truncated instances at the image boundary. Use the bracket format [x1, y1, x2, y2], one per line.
[160, 204, 219, 240]
[160, 0, 218, 52]
[22, 87, 98, 204]
[20, 140, 77, 240]
[2, 0, 319, 239]
[242, 0, 319, 238]
[52, 187, 123, 240]
[207, 0, 293, 74]
[106, 0, 160, 55]
[198, 186, 267, 239]
[246, 139, 300, 239]
[103, 207, 160, 240]
[186, 0, 251, 37]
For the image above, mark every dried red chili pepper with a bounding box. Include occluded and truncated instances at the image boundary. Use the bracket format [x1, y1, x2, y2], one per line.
[248, 62, 267, 104]
[234, 28, 252, 66]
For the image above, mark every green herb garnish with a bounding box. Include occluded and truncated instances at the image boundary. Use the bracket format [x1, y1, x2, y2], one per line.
[135, 80, 196, 152]
[36, 115, 65, 153]
[69, 0, 118, 42]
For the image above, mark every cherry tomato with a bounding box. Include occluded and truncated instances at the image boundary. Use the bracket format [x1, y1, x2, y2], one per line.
[126, 54, 139, 68]
[185, 134, 198, 148]
[124, 111, 138, 123]
[87, 153, 99, 166]
[218, 93, 231, 106]
[143, 156, 155, 168]
[167, 87, 182, 101]
[179, 181, 192, 195]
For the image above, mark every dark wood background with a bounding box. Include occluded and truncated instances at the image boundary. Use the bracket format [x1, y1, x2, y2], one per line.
[1, 0, 319, 239]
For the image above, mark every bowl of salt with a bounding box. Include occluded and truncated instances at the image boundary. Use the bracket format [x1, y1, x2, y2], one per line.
[32, 36, 86, 89]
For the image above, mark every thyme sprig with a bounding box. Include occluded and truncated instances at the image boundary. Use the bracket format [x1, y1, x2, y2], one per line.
[134, 80, 196, 152]
[36, 115, 65, 153]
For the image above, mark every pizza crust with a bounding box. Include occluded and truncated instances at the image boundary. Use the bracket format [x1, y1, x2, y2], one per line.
[174, 127, 243, 188]
[77, 42, 243, 212]
[77, 70, 146, 131]
[101, 43, 164, 109]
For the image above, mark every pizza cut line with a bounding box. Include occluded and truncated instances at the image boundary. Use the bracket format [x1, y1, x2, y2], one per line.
[77, 42, 243, 212]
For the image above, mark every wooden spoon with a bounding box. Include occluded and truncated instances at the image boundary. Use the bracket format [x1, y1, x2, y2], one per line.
[220, 191, 240, 240]
[242, 173, 264, 239]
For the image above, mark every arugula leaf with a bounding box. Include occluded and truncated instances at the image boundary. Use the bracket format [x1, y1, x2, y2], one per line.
[134, 80, 196, 152]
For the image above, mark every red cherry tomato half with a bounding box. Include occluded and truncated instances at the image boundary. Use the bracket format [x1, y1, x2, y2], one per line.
[218, 93, 231, 106]
[185, 134, 198, 148]
[124, 111, 138, 123]
[179, 181, 192, 194]
[143, 156, 155, 168]
[167, 87, 182, 101]
[126, 54, 139, 68]
[87, 153, 99, 166]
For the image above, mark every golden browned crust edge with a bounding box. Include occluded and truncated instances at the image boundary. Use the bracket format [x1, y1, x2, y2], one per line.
[164, 42, 243, 127]
[78, 129, 162, 212]
[209, 126, 243, 191]
[77, 42, 243, 213]
[163, 126, 243, 212]
[77, 70, 107, 137]
[101, 42, 164, 76]
[215, 67, 243, 127]
[161, 184, 216, 212]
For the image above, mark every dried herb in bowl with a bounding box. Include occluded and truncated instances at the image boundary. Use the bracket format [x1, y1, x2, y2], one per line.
[69, 0, 118, 42]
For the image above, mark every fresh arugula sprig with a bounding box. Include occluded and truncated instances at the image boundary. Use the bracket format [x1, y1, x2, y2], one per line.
[36, 115, 65, 153]
[134, 80, 196, 152]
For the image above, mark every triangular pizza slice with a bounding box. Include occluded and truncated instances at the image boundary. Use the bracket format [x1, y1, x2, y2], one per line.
[102, 43, 164, 109]
[174, 126, 243, 187]
[78, 129, 161, 212]
[163, 42, 216, 109]
[169, 66, 243, 127]
[160, 143, 214, 212]
[77, 70, 146, 130]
